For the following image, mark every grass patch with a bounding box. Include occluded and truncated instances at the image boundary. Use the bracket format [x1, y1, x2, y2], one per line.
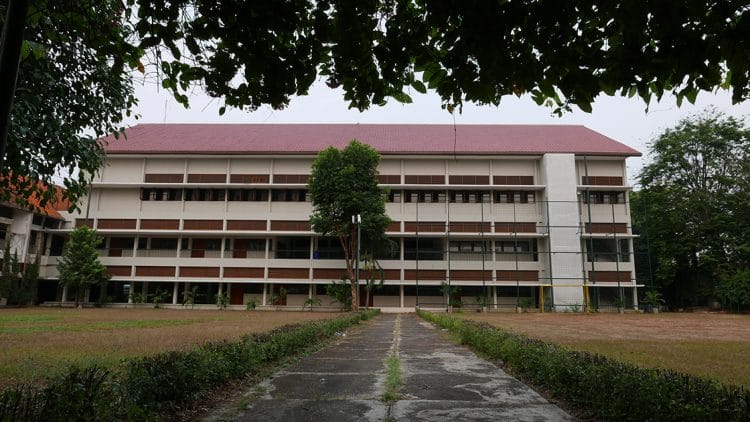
[0, 308, 344, 388]
[383, 355, 402, 403]
[0, 310, 380, 420]
[462, 312, 750, 388]
[420, 309, 750, 421]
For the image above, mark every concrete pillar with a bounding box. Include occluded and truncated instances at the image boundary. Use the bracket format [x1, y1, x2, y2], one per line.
[493, 286, 498, 309]
[61, 285, 68, 302]
[400, 285, 404, 308]
[127, 283, 133, 304]
[262, 283, 267, 306]
[218, 282, 223, 295]
[172, 282, 179, 305]
[541, 154, 585, 310]
[308, 284, 313, 299]
[632, 287, 639, 310]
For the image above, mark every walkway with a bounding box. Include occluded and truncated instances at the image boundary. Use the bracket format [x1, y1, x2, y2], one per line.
[225, 314, 572, 421]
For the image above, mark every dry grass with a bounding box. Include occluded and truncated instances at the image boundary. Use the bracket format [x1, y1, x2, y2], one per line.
[461, 312, 750, 388]
[0, 308, 340, 388]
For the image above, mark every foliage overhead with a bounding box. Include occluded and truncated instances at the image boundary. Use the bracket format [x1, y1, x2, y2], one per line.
[57, 226, 110, 306]
[134, 1, 749, 113]
[5, 2, 750, 210]
[309, 140, 391, 310]
[1, 1, 139, 211]
[633, 109, 750, 308]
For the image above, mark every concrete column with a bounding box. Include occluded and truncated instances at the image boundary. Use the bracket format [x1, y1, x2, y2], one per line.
[541, 154, 585, 309]
[218, 282, 223, 295]
[127, 283, 133, 304]
[142, 281, 148, 299]
[493, 286, 498, 309]
[172, 282, 179, 305]
[61, 285, 68, 302]
[632, 287, 639, 310]
[262, 283, 267, 306]
[308, 284, 313, 299]
[400, 285, 405, 308]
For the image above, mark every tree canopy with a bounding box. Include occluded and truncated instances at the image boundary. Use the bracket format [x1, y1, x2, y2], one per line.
[308, 140, 391, 311]
[57, 225, 110, 307]
[632, 110, 750, 309]
[3, 1, 750, 209]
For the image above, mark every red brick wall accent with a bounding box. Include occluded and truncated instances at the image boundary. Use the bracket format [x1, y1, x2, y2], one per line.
[135, 266, 175, 277]
[144, 173, 184, 183]
[313, 268, 349, 279]
[230, 174, 270, 183]
[140, 219, 180, 230]
[180, 267, 220, 277]
[584, 223, 628, 233]
[224, 267, 265, 278]
[106, 266, 131, 277]
[449, 222, 491, 232]
[404, 222, 445, 232]
[183, 220, 223, 230]
[382, 269, 401, 280]
[404, 269, 445, 280]
[588, 271, 632, 282]
[386, 222, 401, 232]
[451, 270, 493, 281]
[494, 222, 537, 233]
[448, 175, 490, 185]
[75, 219, 94, 228]
[377, 174, 401, 184]
[581, 176, 624, 186]
[496, 270, 538, 281]
[273, 174, 309, 184]
[270, 220, 311, 231]
[97, 219, 137, 230]
[268, 268, 309, 279]
[227, 220, 266, 230]
[493, 175, 534, 185]
[187, 173, 226, 183]
[404, 175, 444, 184]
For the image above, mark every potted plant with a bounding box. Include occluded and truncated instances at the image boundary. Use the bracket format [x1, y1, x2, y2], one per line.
[643, 289, 665, 314]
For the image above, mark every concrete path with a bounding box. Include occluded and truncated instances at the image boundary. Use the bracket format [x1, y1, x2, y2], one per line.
[226, 314, 572, 421]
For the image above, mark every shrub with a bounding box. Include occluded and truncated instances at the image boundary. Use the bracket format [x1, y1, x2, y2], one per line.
[0, 310, 380, 419]
[417, 310, 750, 421]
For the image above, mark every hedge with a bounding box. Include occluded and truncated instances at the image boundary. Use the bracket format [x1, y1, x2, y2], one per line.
[417, 309, 749, 421]
[0, 310, 379, 421]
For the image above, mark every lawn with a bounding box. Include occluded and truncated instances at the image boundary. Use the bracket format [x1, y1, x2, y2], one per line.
[0, 308, 340, 388]
[461, 312, 750, 389]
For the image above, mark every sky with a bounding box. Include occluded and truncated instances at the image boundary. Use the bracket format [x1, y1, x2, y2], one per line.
[127, 78, 750, 186]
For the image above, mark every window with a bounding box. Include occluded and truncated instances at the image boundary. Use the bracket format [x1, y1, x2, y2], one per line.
[581, 191, 626, 204]
[404, 237, 443, 260]
[271, 189, 308, 202]
[385, 190, 402, 203]
[184, 189, 225, 201]
[316, 237, 345, 259]
[586, 239, 630, 262]
[494, 240, 538, 261]
[141, 188, 182, 201]
[448, 241, 489, 260]
[275, 237, 310, 259]
[404, 190, 445, 203]
[493, 190, 534, 203]
[374, 238, 401, 260]
[150, 238, 178, 250]
[49, 235, 65, 256]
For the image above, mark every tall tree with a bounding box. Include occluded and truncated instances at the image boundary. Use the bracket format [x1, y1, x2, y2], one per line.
[634, 110, 750, 308]
[57, 226, 110, 307]
[309, 140, 391, 311]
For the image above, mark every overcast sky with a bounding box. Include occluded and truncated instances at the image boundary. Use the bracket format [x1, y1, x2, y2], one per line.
[126, 78, 750, 185]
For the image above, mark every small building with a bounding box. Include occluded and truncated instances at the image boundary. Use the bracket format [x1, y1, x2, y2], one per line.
[53, 123, 641, 311]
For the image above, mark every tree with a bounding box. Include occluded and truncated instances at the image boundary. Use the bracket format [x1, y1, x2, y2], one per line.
[0, 241, 39, 305]
[309, 140, 391, 311]
[634, 110, 750, 308]
[4, 2, 750, 208]
[361, 252, 385, 310]
[57, 226, 110, 307]
[1, 0, 138, 210]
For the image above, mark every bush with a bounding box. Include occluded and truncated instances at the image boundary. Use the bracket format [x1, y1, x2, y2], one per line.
[417, 310, 750, 421]
[0, 310, 380, 419]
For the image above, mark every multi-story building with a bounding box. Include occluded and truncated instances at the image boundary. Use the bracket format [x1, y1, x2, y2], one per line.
[51, 123, 640, 310]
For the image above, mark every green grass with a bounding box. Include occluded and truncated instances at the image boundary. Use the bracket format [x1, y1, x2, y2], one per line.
[382, 355, 402, 403]
[0, 319, 194, 334]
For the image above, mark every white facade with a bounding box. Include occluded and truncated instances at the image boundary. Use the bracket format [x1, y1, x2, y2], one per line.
[55, 143, 640, 311]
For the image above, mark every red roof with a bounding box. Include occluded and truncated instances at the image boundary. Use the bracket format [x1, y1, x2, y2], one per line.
[103, 124, 640, 157]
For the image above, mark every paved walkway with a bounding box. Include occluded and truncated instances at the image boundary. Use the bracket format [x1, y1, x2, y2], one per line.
[225, 314, 572, 421]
